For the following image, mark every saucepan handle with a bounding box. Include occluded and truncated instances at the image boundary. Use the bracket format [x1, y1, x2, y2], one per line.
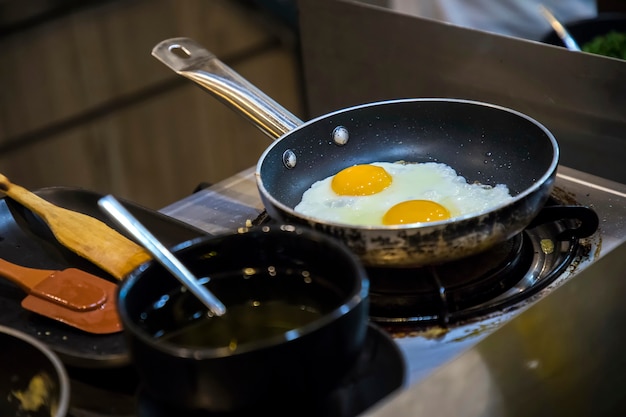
[152, 37, 303, 140]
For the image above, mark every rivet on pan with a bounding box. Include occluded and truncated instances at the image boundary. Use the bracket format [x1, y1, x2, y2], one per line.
[282, 149, 297, 169]
[332, 126, 349, 146]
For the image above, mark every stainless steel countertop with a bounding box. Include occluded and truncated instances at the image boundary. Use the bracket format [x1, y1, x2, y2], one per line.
[363, 239, 626, 417]
[160, 166, 263, 236]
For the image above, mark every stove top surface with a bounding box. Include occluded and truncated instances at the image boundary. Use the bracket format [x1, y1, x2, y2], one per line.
[66, 323, 405, 417]
[34, 164, 625, 417]
[161, 165, 626, 390]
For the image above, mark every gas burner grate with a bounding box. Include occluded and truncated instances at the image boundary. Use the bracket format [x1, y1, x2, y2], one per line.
[248, 203, 599, 329]
[367, 232, 530, 322]
[368, 204, 598, 327]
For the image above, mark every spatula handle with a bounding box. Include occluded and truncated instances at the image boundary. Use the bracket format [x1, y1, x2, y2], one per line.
[0, 174, 152, 280]
[0, 258, 53, 291]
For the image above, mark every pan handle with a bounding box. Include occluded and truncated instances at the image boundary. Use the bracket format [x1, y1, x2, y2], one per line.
[152, 37, 303, 140]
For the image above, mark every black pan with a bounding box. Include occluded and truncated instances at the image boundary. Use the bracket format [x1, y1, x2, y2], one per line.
[0, 187, 206, 368]
[152, 37, 559, 268]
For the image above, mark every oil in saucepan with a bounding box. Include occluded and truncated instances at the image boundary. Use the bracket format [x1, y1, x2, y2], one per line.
[138, 267, 344, 349]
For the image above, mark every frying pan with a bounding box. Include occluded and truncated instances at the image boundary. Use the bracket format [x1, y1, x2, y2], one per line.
[152, 37, 559, 268]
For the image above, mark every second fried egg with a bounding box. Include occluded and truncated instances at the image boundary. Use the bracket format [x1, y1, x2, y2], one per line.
[294, 161, 514, 226]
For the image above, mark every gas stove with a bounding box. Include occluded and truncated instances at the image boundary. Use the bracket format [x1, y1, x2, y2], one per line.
[59, 1, 624, 413]
[160, 164, 626, 391]
[51, 163, 625, 417]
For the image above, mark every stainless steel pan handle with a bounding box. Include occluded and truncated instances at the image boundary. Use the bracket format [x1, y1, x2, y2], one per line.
[152, 37, 303, 140]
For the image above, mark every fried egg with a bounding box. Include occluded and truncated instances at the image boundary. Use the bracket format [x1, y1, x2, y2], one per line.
[294, 161, 513, 226]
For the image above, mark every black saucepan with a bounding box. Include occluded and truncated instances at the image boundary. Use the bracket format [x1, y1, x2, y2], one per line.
[118, 225, 369, 413]
[152, 37, 560, 268]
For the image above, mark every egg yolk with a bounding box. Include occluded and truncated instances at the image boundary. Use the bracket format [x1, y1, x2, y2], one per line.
[331, 164, 392, 196]
[382, 200, 451, 225]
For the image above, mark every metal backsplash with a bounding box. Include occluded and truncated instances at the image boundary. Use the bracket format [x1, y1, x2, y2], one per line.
[298, 0, 626, 184]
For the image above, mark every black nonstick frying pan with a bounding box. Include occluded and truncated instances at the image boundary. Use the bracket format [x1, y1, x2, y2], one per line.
[152, 37, 560, 268]
[0, 187, 206, 368]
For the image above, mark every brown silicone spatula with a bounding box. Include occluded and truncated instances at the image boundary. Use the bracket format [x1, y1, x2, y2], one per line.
[0, 174, 152, 280]
[0, 258, 122, 334]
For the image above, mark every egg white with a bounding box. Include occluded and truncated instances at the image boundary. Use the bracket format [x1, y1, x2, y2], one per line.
[294, 161, 513, 226]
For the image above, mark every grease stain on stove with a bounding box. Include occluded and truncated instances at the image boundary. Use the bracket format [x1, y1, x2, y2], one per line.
[551, 186, 579, 205]
[390, 326, 449, 340]
[540, 239, 555, 254]
[387, 318, 505, 343]
[449, 320, 505, 342]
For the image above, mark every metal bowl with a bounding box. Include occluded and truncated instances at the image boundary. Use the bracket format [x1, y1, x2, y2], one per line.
[0, 325, 71, 417]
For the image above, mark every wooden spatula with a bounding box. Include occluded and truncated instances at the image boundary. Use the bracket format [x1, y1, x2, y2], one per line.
[0, 258, 122, 334]
[0, 174, 152, 280]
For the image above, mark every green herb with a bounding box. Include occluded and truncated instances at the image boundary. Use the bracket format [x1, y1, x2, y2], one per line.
[582, 30, 626, 60]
